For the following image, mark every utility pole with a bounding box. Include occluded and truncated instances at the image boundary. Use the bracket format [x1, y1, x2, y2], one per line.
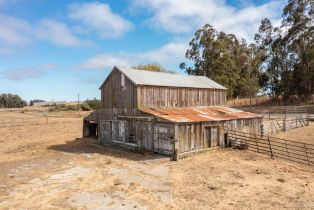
[78, 93, 80, 116]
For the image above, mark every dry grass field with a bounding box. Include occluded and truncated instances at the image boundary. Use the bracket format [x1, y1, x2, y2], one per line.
[274, 122, 314, 144]
[0, 110, 313, 209]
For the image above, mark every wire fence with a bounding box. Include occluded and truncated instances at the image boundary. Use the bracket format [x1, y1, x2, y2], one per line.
[227, 130, 314, 167]
[262, 116, 309, 135]
[0, 117, 82, 128]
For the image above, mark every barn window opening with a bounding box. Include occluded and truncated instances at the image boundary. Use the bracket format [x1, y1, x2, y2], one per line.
[121, 74, 126, 90]
[128, 131, 136, 144]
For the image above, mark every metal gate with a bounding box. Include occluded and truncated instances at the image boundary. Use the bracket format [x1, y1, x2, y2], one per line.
[227, 130, 314, 166]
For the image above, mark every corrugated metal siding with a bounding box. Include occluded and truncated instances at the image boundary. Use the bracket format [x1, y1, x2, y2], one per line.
[117, 66, 227, 89]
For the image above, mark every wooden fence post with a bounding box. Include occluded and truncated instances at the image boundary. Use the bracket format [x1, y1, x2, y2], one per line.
[304, 143, 310, 166]
[268, 136, 273, 159]
[255, 133, 259, 153]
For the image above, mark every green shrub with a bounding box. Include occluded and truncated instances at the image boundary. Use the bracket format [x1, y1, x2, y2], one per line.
[80, 102, 92, 111]
[0, 93, 27, 108]
[85, 98, 101, 110]
[49, 104, 79, 112]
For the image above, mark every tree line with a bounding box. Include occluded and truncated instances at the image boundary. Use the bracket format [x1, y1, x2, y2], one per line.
[180, 0, 314, 101]
[0, 93, 27, 108]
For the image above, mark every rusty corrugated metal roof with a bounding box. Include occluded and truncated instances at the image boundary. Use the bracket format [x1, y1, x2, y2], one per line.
[139, 106, 262, 123]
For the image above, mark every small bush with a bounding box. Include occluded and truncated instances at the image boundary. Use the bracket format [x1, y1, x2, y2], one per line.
[21, 108, 29, 113]
[80, 102, 92, 111]
[49, 104, 79, 112]
[85, 98, 101, 110]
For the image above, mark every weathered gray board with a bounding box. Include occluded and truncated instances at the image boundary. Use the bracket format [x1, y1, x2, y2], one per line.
[95, 117, 262, 156]
[174, 118, 262, 154]
[100, 67, 227, 115]
[98, 119, 175, 155]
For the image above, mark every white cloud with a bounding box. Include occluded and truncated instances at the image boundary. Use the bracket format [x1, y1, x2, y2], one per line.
[82, 54, 133, 69]
[132, 0, 285, 41]
[68, 2, 133, 38]
[0, 14, 89, 47]
[36, 19, 89, 47]
[1, 68, 44, 81]
[81, 42, 187, 70]
[0, 14, 33, 45]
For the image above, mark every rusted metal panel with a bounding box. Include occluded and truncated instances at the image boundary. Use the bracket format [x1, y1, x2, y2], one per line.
[139, 106, 262, 123]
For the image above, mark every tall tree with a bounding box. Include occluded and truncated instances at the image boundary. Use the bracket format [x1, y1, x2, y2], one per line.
[133, 63, 175, 74]
[282, 0, 314, 98]
[180, 24, 261, 98]
[255, 0, 314, 100]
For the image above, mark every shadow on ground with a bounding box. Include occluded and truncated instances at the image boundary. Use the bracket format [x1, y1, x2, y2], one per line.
[47, 137, 170, 161]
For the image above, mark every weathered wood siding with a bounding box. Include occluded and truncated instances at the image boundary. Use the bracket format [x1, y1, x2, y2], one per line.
[97, 117, 174, 155]
[100, 68, 137, 115]
[175, 118, 262, 154]
[101, 68, 226, 112]
[137, 86, 226, 107]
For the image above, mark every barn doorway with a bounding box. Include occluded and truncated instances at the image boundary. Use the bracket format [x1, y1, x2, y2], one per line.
[205, 126, 219, 147]
[83, 120, 98, 138]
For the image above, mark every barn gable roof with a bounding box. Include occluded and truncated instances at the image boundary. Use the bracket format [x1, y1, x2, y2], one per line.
[110, 66, 227, 90]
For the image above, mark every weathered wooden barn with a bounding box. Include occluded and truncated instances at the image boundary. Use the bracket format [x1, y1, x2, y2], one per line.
[84, 66, 262, 157]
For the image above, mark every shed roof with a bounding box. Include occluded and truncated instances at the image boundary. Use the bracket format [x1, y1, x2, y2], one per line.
[139, 106, 262, 123]
[115, 66, 226, 90]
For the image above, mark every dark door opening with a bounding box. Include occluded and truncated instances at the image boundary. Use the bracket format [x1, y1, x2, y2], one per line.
[83, 120, 98, 138]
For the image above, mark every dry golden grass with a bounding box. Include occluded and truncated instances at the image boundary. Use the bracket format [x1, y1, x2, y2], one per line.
[0, 110, 313, 209]
[274, 122, 314, 144]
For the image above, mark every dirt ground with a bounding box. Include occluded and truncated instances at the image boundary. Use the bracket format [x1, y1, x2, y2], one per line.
[0, 110, 313, 210]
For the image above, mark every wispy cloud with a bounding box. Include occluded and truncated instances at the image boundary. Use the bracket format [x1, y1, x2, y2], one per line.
[36, 19, 91, 47]
[132, 0, 285, 41]
[68, 2, 133, 38]
[0, 14, 89, 47]
[1, 68, 44, 81]
[0, 63, 57, 81]
[0, 14, 33, 46]
[80, 42, 187, 70]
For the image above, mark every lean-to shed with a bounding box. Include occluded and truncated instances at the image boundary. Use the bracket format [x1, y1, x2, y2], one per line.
[84, 66, 262, 157]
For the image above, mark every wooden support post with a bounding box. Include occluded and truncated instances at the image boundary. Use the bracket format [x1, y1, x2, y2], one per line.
[283, 118, 286, 131]
[255, 135, 259, 153]
[267, 136, 273, 159]
[285, 140, 290, 160]
[304, 143, 310, 165]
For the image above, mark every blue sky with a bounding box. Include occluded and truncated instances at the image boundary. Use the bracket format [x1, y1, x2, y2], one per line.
[0, 0, 285, 101]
